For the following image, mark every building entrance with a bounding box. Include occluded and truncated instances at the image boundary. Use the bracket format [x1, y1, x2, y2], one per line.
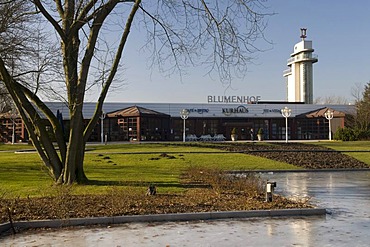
[224, 122, 253, 140]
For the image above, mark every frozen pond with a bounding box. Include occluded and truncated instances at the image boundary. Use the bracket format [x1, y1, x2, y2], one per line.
[1, 171, 370, 246]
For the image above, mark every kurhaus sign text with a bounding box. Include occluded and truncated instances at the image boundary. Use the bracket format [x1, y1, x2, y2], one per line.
[208, 95, 261, 104]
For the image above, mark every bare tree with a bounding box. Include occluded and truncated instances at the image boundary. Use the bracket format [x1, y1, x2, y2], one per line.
[0, 0, 271, 184]
[351, 82, 364, 104]
[314, 95, 349, 105]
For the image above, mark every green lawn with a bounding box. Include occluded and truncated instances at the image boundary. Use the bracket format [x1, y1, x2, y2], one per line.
[0, 143, 297, 198]
[313, 140, 370, 151]
[0, 152, 54, 197]
[2, 141, 369, 199]
[0, 143, 34, 151]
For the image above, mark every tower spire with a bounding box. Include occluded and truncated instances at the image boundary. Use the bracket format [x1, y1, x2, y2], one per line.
[300, 28, 307, 40]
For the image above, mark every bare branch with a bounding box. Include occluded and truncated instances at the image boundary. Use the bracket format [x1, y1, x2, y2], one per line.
[33, 0, 66, 42]
[84, 0, 141, 140]
[138, 0, 272, 84]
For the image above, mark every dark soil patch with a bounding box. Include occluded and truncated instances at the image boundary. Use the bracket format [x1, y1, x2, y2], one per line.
[0, 189, 310, 225]
[217, 142, 369, 169]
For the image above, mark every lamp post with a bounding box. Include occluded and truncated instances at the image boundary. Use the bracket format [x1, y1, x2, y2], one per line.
[324, 109, 334, 141]
[281, 107, 292, 143]
[180, 109, 189, 142]
[100, 111, 106, 144]
[8, 109, 17, 144]
[11, 117, 15, 144]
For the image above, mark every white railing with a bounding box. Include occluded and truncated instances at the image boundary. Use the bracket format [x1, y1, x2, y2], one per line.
[283, 68, 292, 75]
[287, 53, 318, 64]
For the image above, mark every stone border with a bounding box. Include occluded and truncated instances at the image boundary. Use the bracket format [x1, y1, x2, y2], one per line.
[0, 208, 326, 236]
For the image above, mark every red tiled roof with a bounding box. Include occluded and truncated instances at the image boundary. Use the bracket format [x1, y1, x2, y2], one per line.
[106, 105, 169, 117]
[296, 107, 346, 118]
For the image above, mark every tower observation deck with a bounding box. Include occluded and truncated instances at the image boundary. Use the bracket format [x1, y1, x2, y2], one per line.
[283, 28, 318, 104]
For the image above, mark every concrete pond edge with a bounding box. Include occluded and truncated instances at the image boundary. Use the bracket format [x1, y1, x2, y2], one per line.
[0, 208, 326, 236]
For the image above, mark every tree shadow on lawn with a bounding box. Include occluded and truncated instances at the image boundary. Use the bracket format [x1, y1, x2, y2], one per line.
[84, 179, 210, 189]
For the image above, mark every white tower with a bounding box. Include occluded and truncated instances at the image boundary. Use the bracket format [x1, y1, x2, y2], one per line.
[283, 28, 318, 104]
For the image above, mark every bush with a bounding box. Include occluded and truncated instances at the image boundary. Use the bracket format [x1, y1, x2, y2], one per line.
[355, 129, 370, 140]
[334, 127, 370, 141]
[183, 167, 264, 196]
[334, 127, 358, 141]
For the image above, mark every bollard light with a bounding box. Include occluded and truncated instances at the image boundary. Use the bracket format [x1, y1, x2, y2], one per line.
[266, 181, 277, 202]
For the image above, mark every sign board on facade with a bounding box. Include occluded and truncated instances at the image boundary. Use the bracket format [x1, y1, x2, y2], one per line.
[207, 95, 261, 104]
[222, 105, 249, 116]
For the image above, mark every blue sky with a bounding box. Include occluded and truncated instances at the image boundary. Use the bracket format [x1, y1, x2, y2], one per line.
[102, 0, 370, 104]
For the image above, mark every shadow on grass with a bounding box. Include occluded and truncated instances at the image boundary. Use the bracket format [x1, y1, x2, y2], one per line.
[84, 179, 210, 189]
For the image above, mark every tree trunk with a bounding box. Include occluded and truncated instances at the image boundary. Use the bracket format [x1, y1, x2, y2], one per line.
[62, 105, 87, 184]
